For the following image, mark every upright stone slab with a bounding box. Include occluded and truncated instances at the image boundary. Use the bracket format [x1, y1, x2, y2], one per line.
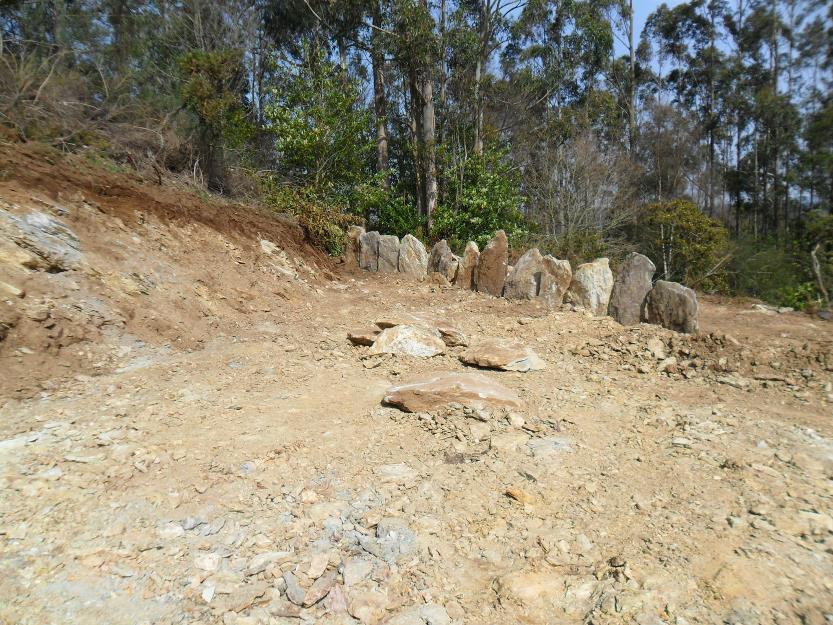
[378, 234, 400, 273]
[398, 234, 428, 278]
[428, 240, 459, 282]
[358, 231, 381, 271]
[608, 252, 656, 325]
[476, 230, 509, 297]
[539, 256, 572, 306]
[344, 225, 365, 268]
[643, 280, 699, 334]
[566, 258, 614, 316]
[454, 241, 480, 290]
[503, 248, 545, 300]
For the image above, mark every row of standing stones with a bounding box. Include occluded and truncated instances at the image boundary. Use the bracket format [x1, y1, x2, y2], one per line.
[345, 227, 699, 334]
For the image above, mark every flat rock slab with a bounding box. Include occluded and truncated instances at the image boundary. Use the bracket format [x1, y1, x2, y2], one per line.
[368, 325, 445, 357]
[347, 328, 382, 346]
[383, 371, 523, 412]
[459, 340, 546, 372]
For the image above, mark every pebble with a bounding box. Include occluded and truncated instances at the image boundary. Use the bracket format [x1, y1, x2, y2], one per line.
[284, 571, 306, 606]
[194, 552, 221, 571]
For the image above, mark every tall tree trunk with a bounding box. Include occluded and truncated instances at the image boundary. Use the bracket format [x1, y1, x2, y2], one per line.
[627, 0, 637, 155]
[438, 0, 448, 145]
[421, 72, 438, 229]
[418, 0, 437, 229]
[473, 0, 488, 156]
[769, 0, 780, 235]
[371, 1, 389, 189]
[409, 72, 425, 218]
[735, 117, 742, 236]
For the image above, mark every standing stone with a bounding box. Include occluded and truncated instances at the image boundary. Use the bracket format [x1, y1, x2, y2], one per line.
[539, 256, 572, 306]
[344, 225, 365, 268]
[377, 235, 400, 273]
[566, 258, 614, 316]
[608, 252, 656, 325]
[476, 230, 509, 296]
[398, 234, 428, 278]
[359, 231, 381, 271]
[428, 240, 459, 282]
[643, 280, 699, 334]
[454, 241, 480, 290]
[503, 248, 545, 300]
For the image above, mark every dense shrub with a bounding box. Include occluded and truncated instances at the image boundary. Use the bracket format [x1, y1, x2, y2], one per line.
[264, 184, 359, 256]
[351, 176, 425, 238]
[637, 199, 730, 292]
[265, 54, 373, 195]
[432, 148, 528, 250]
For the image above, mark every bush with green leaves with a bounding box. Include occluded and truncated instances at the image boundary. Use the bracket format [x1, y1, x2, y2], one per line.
[179, 50, 252, 189]
[265, 53, 373, 195]
[637, 199, 730, 292]
[351, 175, 425, 238]
[263, 183, 358, 256]
[728, 236, 806, 304]
[432, 148, 528, 250]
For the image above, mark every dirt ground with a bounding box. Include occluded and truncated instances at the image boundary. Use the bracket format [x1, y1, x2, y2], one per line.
[1, 145, 832, 625]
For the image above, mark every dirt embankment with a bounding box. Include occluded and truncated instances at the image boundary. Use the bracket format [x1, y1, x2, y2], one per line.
[0, 141, 336, 398]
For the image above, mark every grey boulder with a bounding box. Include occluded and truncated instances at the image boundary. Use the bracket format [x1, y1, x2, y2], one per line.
[608, 252, 656, 325]
[643, 280, 699, 334]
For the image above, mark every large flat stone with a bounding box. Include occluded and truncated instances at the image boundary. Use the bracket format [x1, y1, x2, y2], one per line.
[459, 339, 545, 372]
[368, 325, 445, 357]
[383, 371, 523, 412]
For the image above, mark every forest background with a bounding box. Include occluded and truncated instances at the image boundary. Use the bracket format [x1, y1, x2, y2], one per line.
[1, 0, 831, 308]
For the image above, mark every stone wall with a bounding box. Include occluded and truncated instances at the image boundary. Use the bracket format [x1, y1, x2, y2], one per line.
[347, 227, 698, 334]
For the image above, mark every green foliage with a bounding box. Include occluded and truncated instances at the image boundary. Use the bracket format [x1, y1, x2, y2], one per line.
[179, 50, 251, 146]
[264, 183, 358, 256]
[432, 148, 528, 250]
[728, 237, 807, 304]
[352, 177, 425, 238]
[776, 282, 820, 311]
[265, 53, 373, 194]
[638, 199, 730, 292]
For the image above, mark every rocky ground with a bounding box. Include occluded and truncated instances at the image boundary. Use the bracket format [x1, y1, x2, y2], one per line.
[1, 145, 832, 625]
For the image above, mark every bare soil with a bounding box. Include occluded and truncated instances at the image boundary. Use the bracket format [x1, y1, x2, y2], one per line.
[1, 144, 831, 625]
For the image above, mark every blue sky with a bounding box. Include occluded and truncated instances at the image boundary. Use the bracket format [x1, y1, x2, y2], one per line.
[618, 1, 684, 55]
